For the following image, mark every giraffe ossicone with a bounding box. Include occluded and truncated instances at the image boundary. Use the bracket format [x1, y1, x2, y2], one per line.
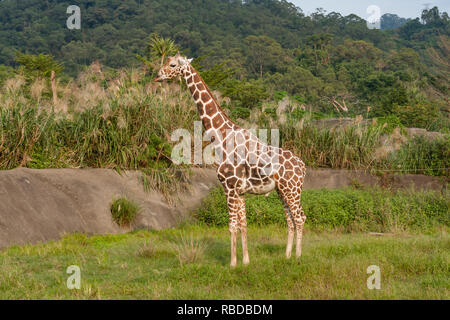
[156, 55, 307, 267]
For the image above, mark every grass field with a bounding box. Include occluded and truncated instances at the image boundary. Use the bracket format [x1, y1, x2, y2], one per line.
[0, 224, 448, 300]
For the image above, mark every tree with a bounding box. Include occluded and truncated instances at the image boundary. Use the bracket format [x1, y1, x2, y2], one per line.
[421, 7, 442, 25]
[0, 65, 14, 87]
[381, 13, 408, 30]
[15, 52, 63, 82]
[244, 35, 285, 78]
[148, 33, 180, 68]
[14, 52, 63, 106]
[305, 33, 333, 68]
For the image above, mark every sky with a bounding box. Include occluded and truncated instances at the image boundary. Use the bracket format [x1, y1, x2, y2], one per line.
[290, 0, 450, 19]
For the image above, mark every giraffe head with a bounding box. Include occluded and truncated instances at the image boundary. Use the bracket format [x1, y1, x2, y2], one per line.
[154, 53, 193, 82]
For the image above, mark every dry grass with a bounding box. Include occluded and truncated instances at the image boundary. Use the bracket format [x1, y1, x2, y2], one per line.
[171, 233, 208, 266]
[136, 241, 157, 258]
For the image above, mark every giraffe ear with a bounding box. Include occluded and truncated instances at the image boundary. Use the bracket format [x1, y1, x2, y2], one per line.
[187, 58, 193, 64]
[178, 56, 192, 66]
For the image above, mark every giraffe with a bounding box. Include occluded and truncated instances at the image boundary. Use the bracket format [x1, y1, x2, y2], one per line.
[155, 53, 307, 267]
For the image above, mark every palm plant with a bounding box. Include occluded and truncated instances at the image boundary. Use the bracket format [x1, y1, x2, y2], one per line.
[148, 33, 180, 68]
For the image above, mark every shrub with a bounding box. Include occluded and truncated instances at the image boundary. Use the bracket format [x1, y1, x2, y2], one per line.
[195, 187, 449, 233]
[110, 197, 139, 226]
[376, 115, 404, 134]
[229, 106, 251, 120]
[274, 90, 288, 101]
[393, 103, 440, 129]
[222, 79, 268, 109]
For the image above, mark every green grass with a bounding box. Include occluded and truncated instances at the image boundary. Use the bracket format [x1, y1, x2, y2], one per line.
[196, 187, 450, 233]
[0, 225, 448, 299]
[110, 197, 139, 227]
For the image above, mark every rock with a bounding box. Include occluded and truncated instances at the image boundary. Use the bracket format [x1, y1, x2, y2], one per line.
[0, 167, 219, 248]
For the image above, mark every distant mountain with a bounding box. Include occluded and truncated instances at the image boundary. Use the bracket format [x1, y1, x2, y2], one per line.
[0, 0, 448, 129]
[0, 1, 447, 73]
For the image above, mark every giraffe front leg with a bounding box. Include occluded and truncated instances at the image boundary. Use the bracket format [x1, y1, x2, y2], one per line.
[284, 201, 295, 259]
[237, 196, 249, 265]
[241, 229, 249, 265]
[230, 228, 237, 268]
[287, 230, 295, 259]
[226, 191, 240, 268]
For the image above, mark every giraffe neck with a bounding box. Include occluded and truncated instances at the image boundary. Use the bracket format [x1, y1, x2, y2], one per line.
[183, 65, 236, 137]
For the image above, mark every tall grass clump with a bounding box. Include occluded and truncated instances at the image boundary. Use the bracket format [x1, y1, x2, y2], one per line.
[281, 119, 384, 170]
[0, 65, 198, 195]
[0, 104, 59, 169]
[110, 197, 139, 226]
[171, 233, 208, 266]
[136, 241, 156, 258]
[195, 187, 449, 233]
[140, 166, 191, 203]
[387, 134, 450, 176]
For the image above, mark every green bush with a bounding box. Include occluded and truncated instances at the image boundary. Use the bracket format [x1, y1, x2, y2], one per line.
[393, 103, 441, 129]
[110, 197, 139, 226]
[274, 90, 288, 101]
[376, 115, 404, 134]
[229, 106, 251, 120]
[195, 187, 449, 233]
[222, 79, 268, 109]
[263, 107, 277, 119]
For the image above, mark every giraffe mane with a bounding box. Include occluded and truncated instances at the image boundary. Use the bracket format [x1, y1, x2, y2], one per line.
[190, 65, 239, 127]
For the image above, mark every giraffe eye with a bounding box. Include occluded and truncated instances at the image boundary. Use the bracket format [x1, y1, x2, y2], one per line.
[170, 63, 176, 67]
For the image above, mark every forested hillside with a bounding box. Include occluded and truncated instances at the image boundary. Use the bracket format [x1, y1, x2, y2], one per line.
[0, 0, 449, 130]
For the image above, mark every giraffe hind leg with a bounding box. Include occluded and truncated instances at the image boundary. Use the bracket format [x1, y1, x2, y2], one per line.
[292, 205, 306, 258]
[277, 190, 295, 259]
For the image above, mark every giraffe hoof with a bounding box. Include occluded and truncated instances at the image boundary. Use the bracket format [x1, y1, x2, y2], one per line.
[230, 261, 237, 268]
[243, 258, 250, 266]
